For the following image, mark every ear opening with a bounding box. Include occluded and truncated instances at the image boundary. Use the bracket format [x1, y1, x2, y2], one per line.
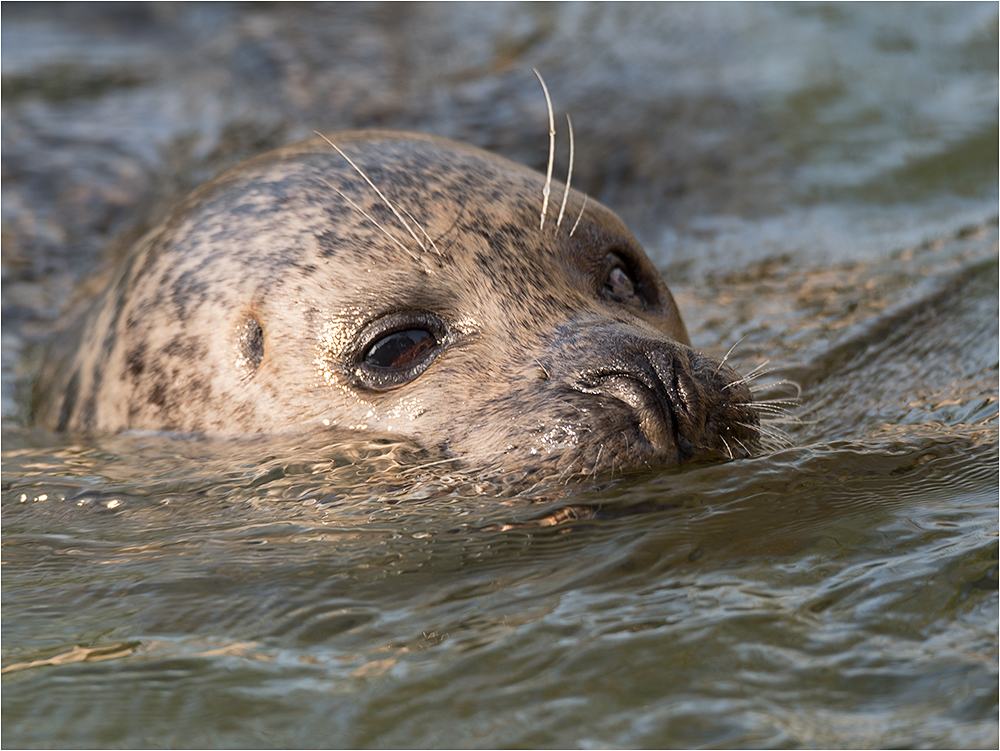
[235, 313, 264, 379]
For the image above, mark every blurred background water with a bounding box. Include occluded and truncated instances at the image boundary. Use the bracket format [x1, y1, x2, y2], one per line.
[2, 3, 997, 748]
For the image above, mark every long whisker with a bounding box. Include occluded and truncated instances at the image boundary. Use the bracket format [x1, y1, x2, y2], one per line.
[533, 68, 556, 231]
[556, 455, 579, 485]
[315, 132, 429, 254]
[741, 360, 774, 381]
[398, 448, 509, 476]
[735, 421, 761, 437]
[397, 204, 442, 257]
[751, 379, 802, 399]
[715, 335, 748, 374]
[733, 436, 753, 457]
[719, 436, 734, 460]
[569, 194, 588, 237]
[555, 113, 575, 230]
[319, 178, 419, 262]
[739, 420, 792, 447]
[590, 444, 604, 479]
[749, 398, 800, 409]
[738, 402, 792, 415]
[723, 364, 779, 390]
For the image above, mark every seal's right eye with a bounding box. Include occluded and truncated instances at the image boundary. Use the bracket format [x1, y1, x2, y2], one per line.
[365, 329, 435, 370]
[352, 313, 448, 391]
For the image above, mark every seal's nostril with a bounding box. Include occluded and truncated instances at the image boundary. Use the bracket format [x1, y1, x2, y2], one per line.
[575, 372, 676, 452]
[570, 335, 760, 465]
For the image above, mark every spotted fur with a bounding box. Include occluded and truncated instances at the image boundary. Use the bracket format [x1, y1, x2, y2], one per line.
[34, 132, 759, 477]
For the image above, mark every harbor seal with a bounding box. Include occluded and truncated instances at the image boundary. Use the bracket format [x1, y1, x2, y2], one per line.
[33, 130, 759, 479]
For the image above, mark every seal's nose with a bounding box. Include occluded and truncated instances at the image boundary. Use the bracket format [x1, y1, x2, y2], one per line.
[574, 349, 694, 460]
[553, 324, 759, 464]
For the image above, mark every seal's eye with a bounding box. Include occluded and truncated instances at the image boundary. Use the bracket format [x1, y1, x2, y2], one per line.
[601, 253, 645, 308]
[352, 312, 448, 391]
[365, 329, 435, 370]
[606, 266, 635, 298]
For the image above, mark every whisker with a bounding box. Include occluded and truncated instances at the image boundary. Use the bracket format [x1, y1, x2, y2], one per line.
[569, 194, 588, 237]
[751, 404, 800, 418]
[399, 448, 509, 476]
[723, 365, 779, 390]
[319, 178, 419, 262]
[733, 436, 753, 456]
[737, 402, 792, 415]
[750, 397, 800, 408]
[557, 455, 579, 485]
[751, 379, 802, 399]
[555, 113, 575, 231]
[734, 420, 762, 437]
[398, 204, 442, 257]
[719, 435, 734, 460]
[741, 360, 773, 380]
[590, 444, 604, 479]
[315, 132, 430, 255]
[739, 420, 792, 447]
[715, 335, 748, 375]
[533, 68, 556, 231]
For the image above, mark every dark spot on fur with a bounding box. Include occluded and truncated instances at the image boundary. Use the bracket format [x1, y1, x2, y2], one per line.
[56, 370, 80, 432]
[79, 394, 97, 432]
[149, 382, 168, 409]
[164, 336, 206, 361]
[126, 343, 147, 378]
[317, 230, 341, 258]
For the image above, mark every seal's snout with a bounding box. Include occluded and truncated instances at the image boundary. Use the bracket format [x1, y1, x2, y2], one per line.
[567, 332, 759, 466]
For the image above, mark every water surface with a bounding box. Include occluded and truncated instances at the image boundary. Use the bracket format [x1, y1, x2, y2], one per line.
[2, 3, 997, 748]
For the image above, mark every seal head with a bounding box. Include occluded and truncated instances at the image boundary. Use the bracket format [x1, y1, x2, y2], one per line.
[34, 131, 758, 479]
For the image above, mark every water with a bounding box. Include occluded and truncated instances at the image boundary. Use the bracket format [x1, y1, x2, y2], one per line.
[2, 3, 997, 748]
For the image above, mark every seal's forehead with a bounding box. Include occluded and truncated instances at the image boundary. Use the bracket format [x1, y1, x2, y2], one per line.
[173, 130, 640, 288]
[296, 134, 633, 247]
[197, 130, 632, 236]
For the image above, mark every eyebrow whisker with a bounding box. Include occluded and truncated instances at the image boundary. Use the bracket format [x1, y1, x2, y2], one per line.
[555, 113, 575, 231]
[715, 335, 748, 374]
[533, 68, 556, 232]
[569, 194, 588, 237]
[315, 131, 430, 254]
[319, 178, 420, 262]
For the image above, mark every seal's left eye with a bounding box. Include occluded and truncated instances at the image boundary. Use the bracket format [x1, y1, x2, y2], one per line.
[601, 254, 645, 308]
[606, 266, 636, 299]
[365, 329, 435, 370]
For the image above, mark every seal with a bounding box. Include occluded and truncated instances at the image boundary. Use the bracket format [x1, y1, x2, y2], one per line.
[33, 130, 759, 479]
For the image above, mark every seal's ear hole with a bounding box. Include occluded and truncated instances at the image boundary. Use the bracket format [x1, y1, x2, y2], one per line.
[236, 314, 264, 377]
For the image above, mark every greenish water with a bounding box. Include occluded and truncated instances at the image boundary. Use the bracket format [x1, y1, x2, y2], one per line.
[2, 3, 997, 748]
